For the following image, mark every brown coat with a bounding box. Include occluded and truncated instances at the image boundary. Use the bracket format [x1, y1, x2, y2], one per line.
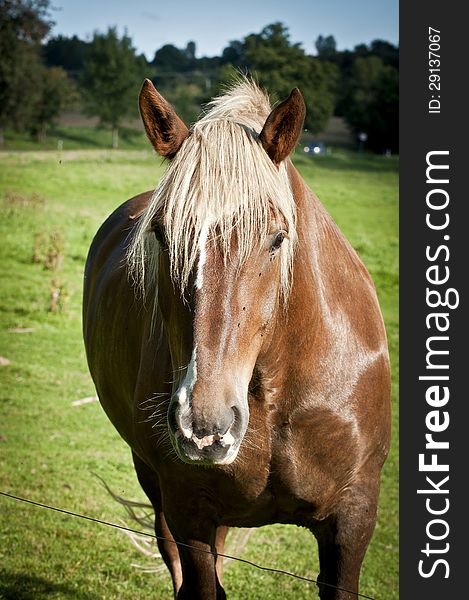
[83, 80, 391, 599]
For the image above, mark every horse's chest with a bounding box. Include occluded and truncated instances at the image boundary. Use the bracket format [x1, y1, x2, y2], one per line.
[218, 417, 357, 527]
[264, 435, 338, 520]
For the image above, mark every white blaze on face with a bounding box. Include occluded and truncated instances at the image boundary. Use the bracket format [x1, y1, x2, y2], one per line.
[195, 221, 210, 290]
[176, 347, 198, 438]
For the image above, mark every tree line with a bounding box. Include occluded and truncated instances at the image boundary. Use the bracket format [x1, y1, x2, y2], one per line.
[1, 0, 398, 152]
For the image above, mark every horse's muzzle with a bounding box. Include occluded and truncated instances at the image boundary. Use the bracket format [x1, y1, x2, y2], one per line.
[168, 402, 247, 465]
[174, 431, 236, 464]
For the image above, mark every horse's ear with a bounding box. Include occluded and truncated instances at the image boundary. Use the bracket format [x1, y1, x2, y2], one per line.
[259, 88, 306, 165]
[139, 79, 189, 158]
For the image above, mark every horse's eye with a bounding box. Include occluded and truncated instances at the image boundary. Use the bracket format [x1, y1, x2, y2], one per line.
[153, 223, 166, 246]
[270, 230, 285, 252]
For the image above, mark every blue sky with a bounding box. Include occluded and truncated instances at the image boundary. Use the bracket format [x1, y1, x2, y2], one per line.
[49, 0, 398, 60]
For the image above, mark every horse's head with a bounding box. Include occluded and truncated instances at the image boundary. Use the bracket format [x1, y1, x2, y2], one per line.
[133, 79, 305, 465]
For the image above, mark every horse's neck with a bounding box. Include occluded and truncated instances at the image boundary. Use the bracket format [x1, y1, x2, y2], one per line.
[284, 161, 342, 326]
[256, 163, 376, 411]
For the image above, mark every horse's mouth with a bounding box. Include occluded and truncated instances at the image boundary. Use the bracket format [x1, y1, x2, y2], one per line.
[171, 431, 240, 466]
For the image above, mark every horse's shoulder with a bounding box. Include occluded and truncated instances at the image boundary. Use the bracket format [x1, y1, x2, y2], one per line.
[126, 190, 154, 220]
[107, 190, 154, 232]
[86, 191, 151, 264]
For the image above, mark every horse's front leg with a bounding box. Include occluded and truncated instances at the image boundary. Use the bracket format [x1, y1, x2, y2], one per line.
[166, 515, 226, 600]
[314, 480, 380, 600]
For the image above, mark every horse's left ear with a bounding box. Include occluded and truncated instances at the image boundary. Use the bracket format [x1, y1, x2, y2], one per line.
[139, 79, 189, 158]
[259, 88, 306, 165]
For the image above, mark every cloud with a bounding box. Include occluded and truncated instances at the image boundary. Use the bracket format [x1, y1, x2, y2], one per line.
[141, 11, 160, 21]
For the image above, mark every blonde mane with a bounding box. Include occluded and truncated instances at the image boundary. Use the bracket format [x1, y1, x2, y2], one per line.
[127, 79, 297, 303]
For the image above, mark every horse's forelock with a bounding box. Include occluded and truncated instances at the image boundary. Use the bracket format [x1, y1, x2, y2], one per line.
[127, 80, 297, 304]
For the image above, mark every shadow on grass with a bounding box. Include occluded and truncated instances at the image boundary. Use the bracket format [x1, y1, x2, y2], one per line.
[2, 125, 147, 151]
[293, 150, 399, 174]
[0, 569, 96, 600]
[51, 126, 147, 150]
[50, 127, 102, 149]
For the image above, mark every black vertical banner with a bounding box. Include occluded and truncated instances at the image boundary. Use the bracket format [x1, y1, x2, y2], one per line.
[400, 2, 466, 599]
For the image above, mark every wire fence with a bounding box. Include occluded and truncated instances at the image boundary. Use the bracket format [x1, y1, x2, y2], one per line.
[0, 490, 376, 599]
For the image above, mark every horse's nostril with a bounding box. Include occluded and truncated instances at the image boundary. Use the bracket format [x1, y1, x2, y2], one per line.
[192, 424, 225, 439]
[191, 406, 236, 439]
[231, 405, 240, 427]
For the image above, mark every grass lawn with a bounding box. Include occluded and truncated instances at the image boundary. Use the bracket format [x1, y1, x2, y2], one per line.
[0, 146, 398, 599]
[2, 125, 148, 152]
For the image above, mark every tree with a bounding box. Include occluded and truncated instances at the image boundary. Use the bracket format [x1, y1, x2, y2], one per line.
[315, 35, 337, 61]
[221, 40, 245, 67]
[341, 56, 398, 152]
[367, 66, 398, 152]
[43, 34, 88, 78]
[152, 44, 189, 72]
[219, 23, 338, 134]
[80, 27, 148, 148]
[369, 40, 399, 68]
[185, 41, 196, 61]
[0, 0, 53, 145]
[317, 38, 399, 124]
[164, 83, 203, 126]
[30, 66, 77, 141]
[350, 40, 399, 69]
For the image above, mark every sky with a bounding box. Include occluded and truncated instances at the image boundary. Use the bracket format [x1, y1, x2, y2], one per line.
[48, 0, 398, 60]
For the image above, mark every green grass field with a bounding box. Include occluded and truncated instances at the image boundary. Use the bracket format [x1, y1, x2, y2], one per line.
[2, 125, 148, 152]
[0, 146, 398, 599]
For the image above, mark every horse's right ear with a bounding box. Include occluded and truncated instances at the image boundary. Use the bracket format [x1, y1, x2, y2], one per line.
[139, 79, 189, 158]
[259, 88, 306, 165]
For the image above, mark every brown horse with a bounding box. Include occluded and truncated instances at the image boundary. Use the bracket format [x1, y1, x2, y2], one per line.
[83, 78, 391, 599]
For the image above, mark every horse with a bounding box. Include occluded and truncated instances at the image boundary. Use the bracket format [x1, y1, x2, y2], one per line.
[83, 78, 391, 599]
